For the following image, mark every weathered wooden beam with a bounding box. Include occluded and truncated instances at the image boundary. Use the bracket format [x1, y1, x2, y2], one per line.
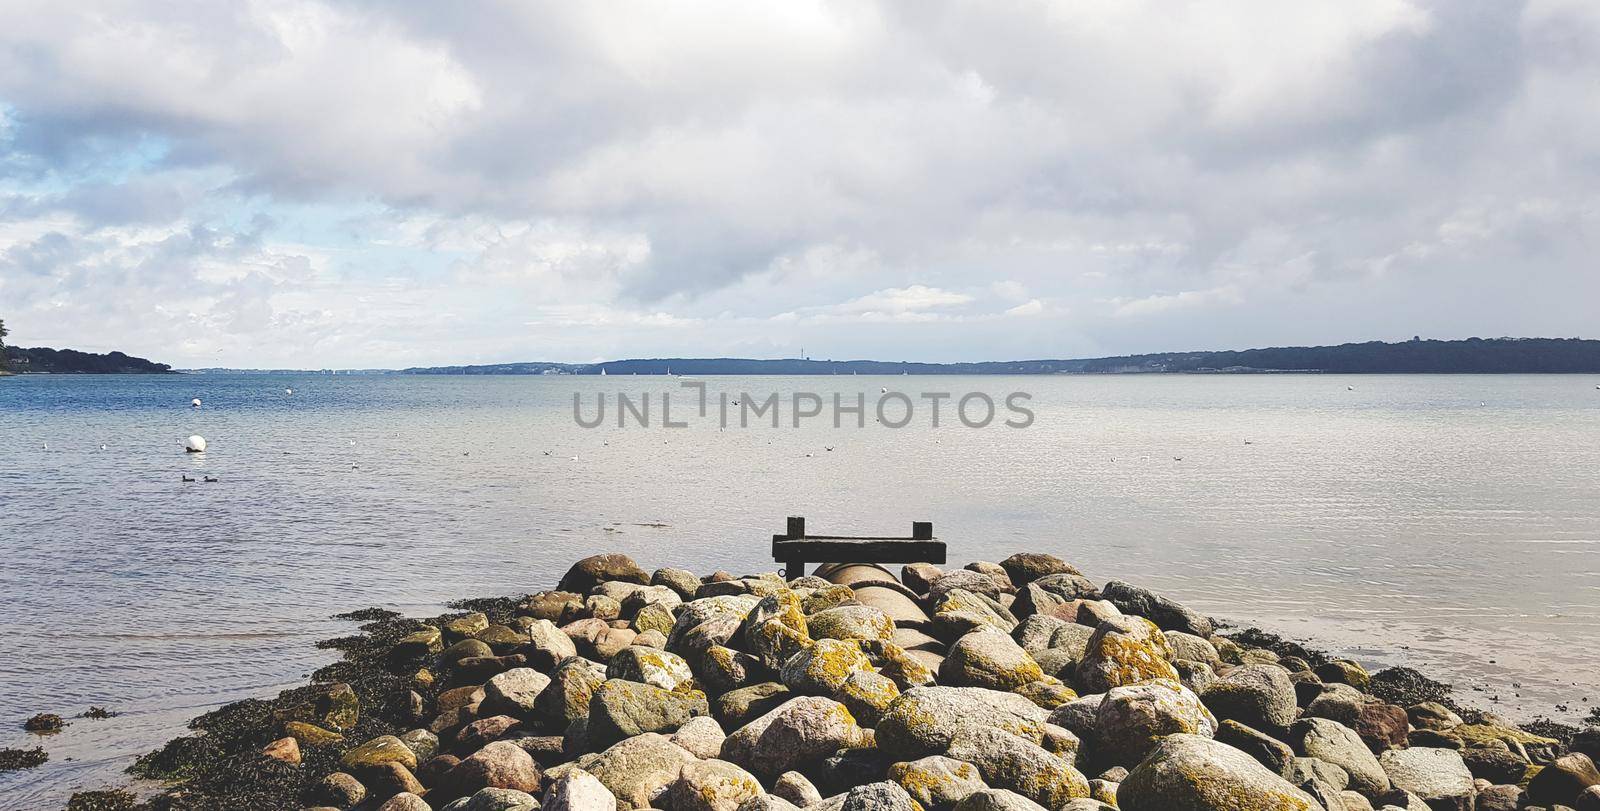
[771, 538, 946, 565]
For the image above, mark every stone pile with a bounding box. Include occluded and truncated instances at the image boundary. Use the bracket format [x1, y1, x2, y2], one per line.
[226, 552, 1600, 810]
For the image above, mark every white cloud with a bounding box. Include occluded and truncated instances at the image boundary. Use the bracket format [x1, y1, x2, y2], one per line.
[1, 0, 1598, 365]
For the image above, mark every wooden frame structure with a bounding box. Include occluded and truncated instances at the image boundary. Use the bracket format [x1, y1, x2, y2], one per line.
[771, 516, 945, 579]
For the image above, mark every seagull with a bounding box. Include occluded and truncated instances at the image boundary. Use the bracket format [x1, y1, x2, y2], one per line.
[805, 453, 814, 457]
[1243, 439, 1253, 445]
[1173, 456, 1183, 461]
[192, 398, 202, 408]
[285, 388, 293, 395]
[824, 446, 834, 452]
[42, 442, 48, 450]
[100, 444, 107, 451]
[570, 455, 579, 461]
[1346, 385, 1354, 391]
[543, 451, 552, 456]
[181, 475, 196, 482]
[880, 387, 887, 393]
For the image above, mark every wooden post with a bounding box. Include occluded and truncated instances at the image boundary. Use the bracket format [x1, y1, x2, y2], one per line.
[784, 516, 806, 579]
[911, 521, 933, 540]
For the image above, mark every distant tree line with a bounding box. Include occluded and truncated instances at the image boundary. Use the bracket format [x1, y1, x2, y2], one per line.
[2, 345, 174, 374]
[403, 338, 1600, 376]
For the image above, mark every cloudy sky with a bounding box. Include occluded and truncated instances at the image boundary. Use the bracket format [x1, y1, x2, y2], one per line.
[2, 1, 1597, 368]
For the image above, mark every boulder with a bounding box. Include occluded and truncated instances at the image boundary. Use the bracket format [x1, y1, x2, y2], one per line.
[665, 759, 764, 811]
[342, 735, 419, 774]
[829, 781, 913, 810]
[585, 679, 709, 748]
[521, 592, 584, 623]
[1165, 632, 1222, 668]
[1313, 660, 1371, 692]
[607, 646, 696, 692]
[559, 554, 650, 593]
[1377, 747, 1474, 810]
[1000, 553, 1080, 585]
[1291, 717, 1391, 797]
[947, 727, 1091, 807]
[877, 686, 1054, 760]
[653, 568, 703, 600]
[903, 563, 944, 594]
[773, 771, 824, 807]
[932, 589, 1018, 635]
[834, 669, 901, 726]
[931, 570, 1004, 601]
[524, 619, 580, 670]
[671, 716, 728, 760]
[1099, 581, 1213, 637]
[1216, 719, 1295, 777]
[1526, 752, 1600, 806]
[376, 794, 431, 811]
[536, 658, 608, 728]
[1406, 702, 1462, 732]
[1353, 703, 1409, 753]
[578, 733, 696, 809]
[670, 595, 762, 650]
[952, 790, 1050, 811]
[716, 683, 792, 728]
[447, 740, 543, 796]
[461, 787, 539, 811]
[483, 668, 552, 720]
[720, 696, 867, 778]
[315, 771, 367, 807]
[780, 639, 874, 695]
[1091, 679, 1217, 768]
[808, 605, 896, 642]
[1201, 663, 1297, 733]
[1074, 616, 1178, 694]
[940, 630, 1046, 691]
[888, 755, 987, 810]
[1118, 734, 1323, 811]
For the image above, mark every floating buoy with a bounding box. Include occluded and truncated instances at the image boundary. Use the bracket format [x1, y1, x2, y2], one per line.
[185, 435, 207, 453]
[191, 398, 202, 408]
[285, 388, 293, 395]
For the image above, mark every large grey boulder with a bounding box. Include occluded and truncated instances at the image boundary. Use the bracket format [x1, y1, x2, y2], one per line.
[559, 554, 649, 593]
[664, 759, 765, 811]
[952, 790, 1051, 811]
[1201, 663, 1297, 732]
[539, 767, 615, 810]
[1378, 748, 1474, 810]
[808, 605, 896, 642]
[1099, 581, 1213, 637]
[947, 727, 1091, 808]
[839, 781, 919, 810]
[1290, 717, 1391, 797]
[876, 686, 1053, 760]
[1090, 678, 1217, 768]
[1074, 616, 1178, 694]
[575, 733, 696, 809]
[939, 629, 1046, 691]
[1118, 734, 1325, 811]
[887, 755, 987, 810]
[483, 668, 552, 720]
[720, 696, 868, 778]
[606, 646, 696, 692]
[585, 679, 709, 748]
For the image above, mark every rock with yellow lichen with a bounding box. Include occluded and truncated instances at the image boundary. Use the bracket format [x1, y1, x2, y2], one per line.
[1118, 734, 1324, 811]
[1074, 615, 1178, 694]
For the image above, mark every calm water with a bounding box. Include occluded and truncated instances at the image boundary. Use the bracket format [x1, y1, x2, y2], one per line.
[2, 373, 1599, 806]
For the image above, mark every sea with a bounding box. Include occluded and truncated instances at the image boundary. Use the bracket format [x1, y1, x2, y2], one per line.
[2, 372, 1599, 806]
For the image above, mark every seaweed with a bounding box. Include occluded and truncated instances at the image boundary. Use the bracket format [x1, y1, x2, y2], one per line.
[0, 746, 48, 771]
[1223, 626, 1331, 666]
[1369, 666, 1460, 712]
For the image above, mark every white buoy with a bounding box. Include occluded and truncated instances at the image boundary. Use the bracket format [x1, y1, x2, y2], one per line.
[191, 398, 202, 408]
[285, 388, 293, 395]
[185, 435, 207, 453]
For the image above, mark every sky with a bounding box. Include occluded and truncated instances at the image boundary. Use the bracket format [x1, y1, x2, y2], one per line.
[1, 1, 1598, 369]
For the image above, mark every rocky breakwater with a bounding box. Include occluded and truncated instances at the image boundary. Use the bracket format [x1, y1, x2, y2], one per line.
[116, 551, 1600, 811]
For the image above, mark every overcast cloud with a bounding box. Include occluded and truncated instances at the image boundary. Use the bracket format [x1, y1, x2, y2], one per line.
[2, 0, 1598, 368]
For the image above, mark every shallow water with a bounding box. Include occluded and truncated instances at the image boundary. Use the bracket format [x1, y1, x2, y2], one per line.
[2, 373, 1599, 806]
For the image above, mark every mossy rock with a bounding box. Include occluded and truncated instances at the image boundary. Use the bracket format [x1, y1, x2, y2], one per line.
[283, 720, 344, 748]
[339, 734, 417, 773]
